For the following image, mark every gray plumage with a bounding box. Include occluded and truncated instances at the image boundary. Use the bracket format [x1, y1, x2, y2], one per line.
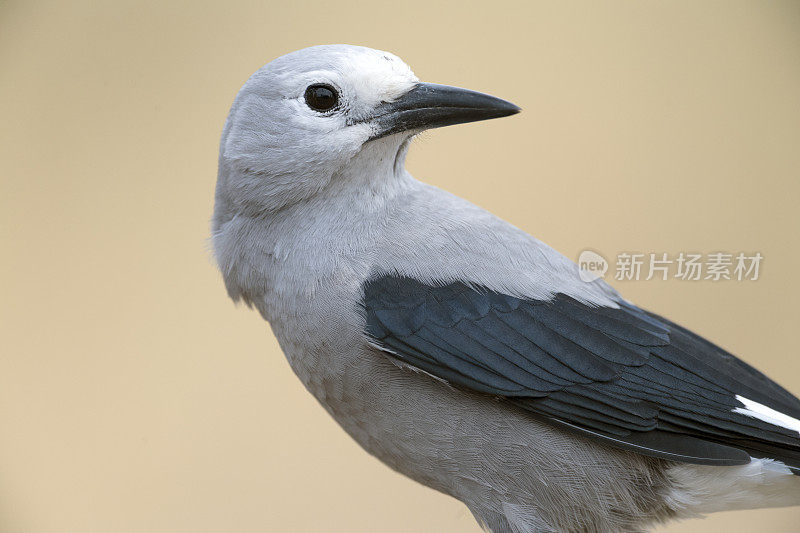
[212, 45, 800, 532]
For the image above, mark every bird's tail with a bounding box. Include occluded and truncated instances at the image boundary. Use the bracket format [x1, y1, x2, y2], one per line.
[666, 457, 800, 516]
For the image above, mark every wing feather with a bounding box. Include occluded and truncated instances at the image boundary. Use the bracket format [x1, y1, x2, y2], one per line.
[363, 275, 800, 469]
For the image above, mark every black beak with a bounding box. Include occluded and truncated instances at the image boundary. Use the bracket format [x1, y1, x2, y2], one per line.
[369, 82, 520, 140]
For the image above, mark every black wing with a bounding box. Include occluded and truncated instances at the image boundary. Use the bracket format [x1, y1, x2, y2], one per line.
[362, 275, 800, 469]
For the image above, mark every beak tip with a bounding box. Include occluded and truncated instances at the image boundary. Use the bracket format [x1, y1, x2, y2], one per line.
[502, 97, 522, 112]
[493, 100, 522, 118]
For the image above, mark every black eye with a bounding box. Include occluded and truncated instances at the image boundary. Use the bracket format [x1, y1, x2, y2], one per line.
[304, 84, 339, 112]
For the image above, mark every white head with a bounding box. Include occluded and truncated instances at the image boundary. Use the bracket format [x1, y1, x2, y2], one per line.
[213, 44, 519, 227]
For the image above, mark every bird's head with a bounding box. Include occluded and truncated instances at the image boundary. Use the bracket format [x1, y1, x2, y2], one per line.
[214, 44, 519, 222]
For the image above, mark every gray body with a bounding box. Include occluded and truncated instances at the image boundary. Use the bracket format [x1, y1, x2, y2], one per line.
[213, 45, 800, 532]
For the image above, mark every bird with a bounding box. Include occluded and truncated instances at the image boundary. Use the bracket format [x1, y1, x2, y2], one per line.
[212, 44, 800, 532]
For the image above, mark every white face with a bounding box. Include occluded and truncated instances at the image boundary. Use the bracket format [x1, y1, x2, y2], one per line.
[215, 44, 518, 219]
[217, 45, 419, 214]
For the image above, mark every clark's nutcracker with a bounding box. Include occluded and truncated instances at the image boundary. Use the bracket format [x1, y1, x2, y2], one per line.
[212, 45, 800, 532]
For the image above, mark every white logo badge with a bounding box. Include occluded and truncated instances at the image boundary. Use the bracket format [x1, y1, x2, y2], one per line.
[578, 250, 609, 282]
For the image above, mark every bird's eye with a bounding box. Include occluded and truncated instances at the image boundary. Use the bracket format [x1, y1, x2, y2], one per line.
[304, 84, 339, 112]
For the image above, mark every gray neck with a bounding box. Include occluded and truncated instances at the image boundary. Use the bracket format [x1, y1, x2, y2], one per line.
[212, 135, 417, 314]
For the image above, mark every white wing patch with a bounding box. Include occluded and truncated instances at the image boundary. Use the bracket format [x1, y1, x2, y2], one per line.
[733, 395, 800, 435]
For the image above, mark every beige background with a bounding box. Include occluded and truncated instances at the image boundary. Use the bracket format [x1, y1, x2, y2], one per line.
[2, 1, 799, 532]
